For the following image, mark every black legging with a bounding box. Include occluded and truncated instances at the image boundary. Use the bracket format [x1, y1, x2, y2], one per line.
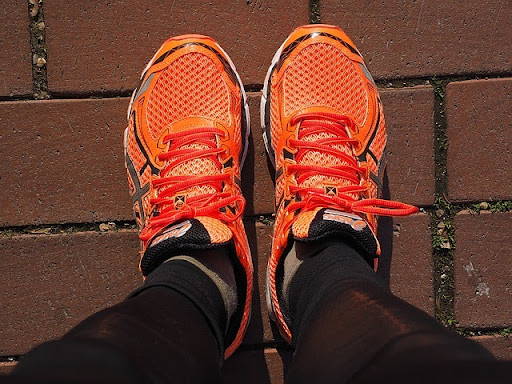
[5, 242, 511, 383]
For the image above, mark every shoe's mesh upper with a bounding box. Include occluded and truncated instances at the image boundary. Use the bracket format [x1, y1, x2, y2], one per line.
[146, 53, 231, 140]
[298, 125, 357, 198]
[145, 53, 238, 201]
[270, 43, 371, 204]
[282, 43, 368, 125]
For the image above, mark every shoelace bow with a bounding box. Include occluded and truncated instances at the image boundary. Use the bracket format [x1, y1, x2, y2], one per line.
[139, 126, 245, 242]
[284, 111, 418, 219]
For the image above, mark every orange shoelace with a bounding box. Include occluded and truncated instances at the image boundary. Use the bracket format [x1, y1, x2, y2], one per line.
[139, 126, 245, 242]
[285, 112, 418, 218]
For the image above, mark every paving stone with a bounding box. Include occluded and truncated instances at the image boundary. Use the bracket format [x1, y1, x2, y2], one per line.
[447, 78, 512, 201]
[0, 2, 32, 96]
[224, 348, 291, 384]
[454, 212, 512, 327]
[322, 0, 512, 79]
[45, 0, 309, 94]
[244, 93, 274, 215]
[0, 231, 141, 355]
[0, 98, 132, 226]
[0, 88, 432, 227]
[379, 214, 434, 315]
[473, 335, 512, 360]
[0, 94, 273, 227]
[381, 86, 435, 206]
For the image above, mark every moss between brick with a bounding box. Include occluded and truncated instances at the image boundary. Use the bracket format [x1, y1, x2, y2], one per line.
[28, 0, 49, 99]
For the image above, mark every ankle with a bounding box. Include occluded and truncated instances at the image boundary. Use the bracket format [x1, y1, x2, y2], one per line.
[281, 240, 383, 340]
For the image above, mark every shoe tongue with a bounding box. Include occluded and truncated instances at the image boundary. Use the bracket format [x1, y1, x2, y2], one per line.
[161, 117, 222, 203]
[140, 217, 233, 276]
[291, 208, 378, 257]
[296, 118, 358, 200]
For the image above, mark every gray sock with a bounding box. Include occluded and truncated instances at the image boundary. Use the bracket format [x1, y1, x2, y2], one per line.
[281, 243, 303, 312]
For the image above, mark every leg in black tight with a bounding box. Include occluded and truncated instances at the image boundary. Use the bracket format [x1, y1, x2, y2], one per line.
[10, 261, 225, 384]
[285, 241, 510, 384]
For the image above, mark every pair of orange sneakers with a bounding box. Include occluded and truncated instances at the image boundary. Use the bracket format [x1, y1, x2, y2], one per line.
[124, 24, 417, 358]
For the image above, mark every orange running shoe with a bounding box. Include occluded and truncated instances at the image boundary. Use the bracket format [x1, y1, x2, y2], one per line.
[124, 35, 252, 357]
[261, 25, 418, 342]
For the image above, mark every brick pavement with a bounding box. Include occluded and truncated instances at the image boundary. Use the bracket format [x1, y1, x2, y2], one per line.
[0, 1, 511, 381]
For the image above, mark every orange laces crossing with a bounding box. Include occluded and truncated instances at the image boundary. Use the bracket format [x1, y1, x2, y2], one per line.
[139, 126, 245, 242]
[285, 112, 418, 218]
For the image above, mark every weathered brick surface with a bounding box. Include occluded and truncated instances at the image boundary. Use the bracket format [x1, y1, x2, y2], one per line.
[454, 212, 512, 328]
[473, 335, 512, 360]
[224, 348, 290, 384]
[379, 214, 434, 315]
[0, 231, 140, 355]
[0, 94, 272, 227]
[447, 78, 512, 201]
[322, 1, 512, 79]
[0, 98, 131, 227]
[0, 86, 433, 227]
[0, 2, 32, 96]
[245, 93, 274, 215]
[381, 86, 435, 206]
[45, 0, 309, 94]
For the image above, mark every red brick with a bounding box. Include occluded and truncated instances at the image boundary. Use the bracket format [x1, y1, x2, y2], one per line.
[0, 2, 32, 96]
[0, 98, 132, 227]
[454, 212, 512, 328]
[381, 86, 435, 206]
[0, 94, 273, 227]
[322, 1, 512, 79]
[447, 79, 512, 201]
[473, 335, 512, 360]
[379, 214, 434, 315]
[0, 231, 140, 355]
[45, 0, 309, 94]
[224, 348, 290, 384]
[244, 93, 275, 215]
